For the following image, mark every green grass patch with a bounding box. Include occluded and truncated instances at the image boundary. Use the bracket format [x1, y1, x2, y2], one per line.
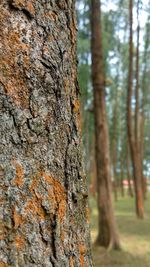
[90, 194, 150, 267]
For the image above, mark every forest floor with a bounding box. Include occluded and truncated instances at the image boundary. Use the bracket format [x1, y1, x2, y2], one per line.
[90, 193, 150, 267]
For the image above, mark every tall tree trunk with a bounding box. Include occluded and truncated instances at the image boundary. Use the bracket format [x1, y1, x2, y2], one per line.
[135, 0, 140, 145]
[111, 43, 121, 202]
[91, 0, 121, 250]
[120, 149, 125, 197]
[112, 95, 118, 202]
[89, 135, 97, 198]
[126, 142, 134, 197]
[127, 0, 144, 219]
[141, 12, 150, 154]
[134, 0, 146, 200]
[0, 1, 93, 266]
[140, 10, 150, 199]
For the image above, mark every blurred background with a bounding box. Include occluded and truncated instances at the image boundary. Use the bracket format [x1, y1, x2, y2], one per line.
[76, 0, 150, 266]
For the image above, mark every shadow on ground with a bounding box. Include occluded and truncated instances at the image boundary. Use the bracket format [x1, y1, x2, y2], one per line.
[92, 246, 150, 267]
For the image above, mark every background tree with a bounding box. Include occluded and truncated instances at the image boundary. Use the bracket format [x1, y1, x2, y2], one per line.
[127, 0, 144, 219]
[91, 0, 121, 249]
[140, 7, 150, 196]
[77, 0, 150, 204]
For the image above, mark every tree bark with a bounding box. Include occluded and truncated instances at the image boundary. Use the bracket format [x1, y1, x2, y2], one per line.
[134, 0, 146, 200]
[111, 49, 121, 202]
[135, 0, 140, 145]
[89, 135, 97, 198]
[0, 1, 93, 266]
[120, 150, 125, 197]
[111, 96, 118, 202]
[140, 11, 150, 199]
[91, 0, 121, 250]
[126, 142, 134, 197]
[127, 0, 144, 219]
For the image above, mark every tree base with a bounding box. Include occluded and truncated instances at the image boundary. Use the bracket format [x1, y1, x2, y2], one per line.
[94, 235, 122, 251]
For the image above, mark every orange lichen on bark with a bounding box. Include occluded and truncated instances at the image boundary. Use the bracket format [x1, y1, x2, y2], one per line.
[12, 170, 66, 230]
[12, 161, 24, 187]
[85, 206, 90, 224]
[76, 112, 82, 134]
[24, 194, 46, 221]
[13, 208, 23, 229]
[0, 16, 30, 107]
[12, 0, 35, 15]
[60, 231, 65, 242]
[79, 244, 87, 267]
[73, 99, 80, 113]
[79, 244, 86, 255]
[29, 173, 41, 192]
[26, 1, 35, 16]
[0, 262, 8, 267]
[58, 200, 66, 222]
[67, 14, 76, 46]
[14, 234, 25, 250]
[25, 173, 46, 220]
[43, 173, 66, 222]
[46, 11, 57, 21]
[47, 188, 56, 212]
[69, 256, 74, 267]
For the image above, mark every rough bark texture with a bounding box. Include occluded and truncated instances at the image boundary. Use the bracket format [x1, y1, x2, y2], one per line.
[127, 0, 144, 219]
[91, 0, 121, 250]
[0, 1, 93, 266]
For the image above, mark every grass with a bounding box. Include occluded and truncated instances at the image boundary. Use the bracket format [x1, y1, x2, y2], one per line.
[90, 193, 150, 267]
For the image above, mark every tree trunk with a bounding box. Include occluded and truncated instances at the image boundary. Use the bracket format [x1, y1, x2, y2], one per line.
[111, 97, 118, 202]
[135, 0, 140, 145]
[0, 1, 93, 266]
[89, 135, 97, 198]
[120, 153, 125, 197]
[111, 50, 121, 202]
[135, 0, 146, 200]
[127, 0, 144, 219]
[91, 0, 121, 250]
[126, 142, 134, 197]
[140, 11, 150, 200]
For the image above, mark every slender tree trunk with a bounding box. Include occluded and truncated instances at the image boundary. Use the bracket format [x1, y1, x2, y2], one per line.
[140, 11, 150, 199]
[135, 0, 146, 200]
[120, 177, 125, 198]
[120, 153, 125, 197]
[89, 157, 97, 198]
[112, 99, 118, 202]
[112, 172, 118, 201]
[127, 0, 144, 219]
[135, 0, 140, 145]
[111, 48, 121, 202]
[126, 142, 134, 197]
[0, 1, 93, 266]
[91, 0, 121, 250]
[90, 136, 97, 198]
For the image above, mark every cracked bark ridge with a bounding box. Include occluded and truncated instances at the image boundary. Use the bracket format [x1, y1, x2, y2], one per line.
[0, 1, 93, 266]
